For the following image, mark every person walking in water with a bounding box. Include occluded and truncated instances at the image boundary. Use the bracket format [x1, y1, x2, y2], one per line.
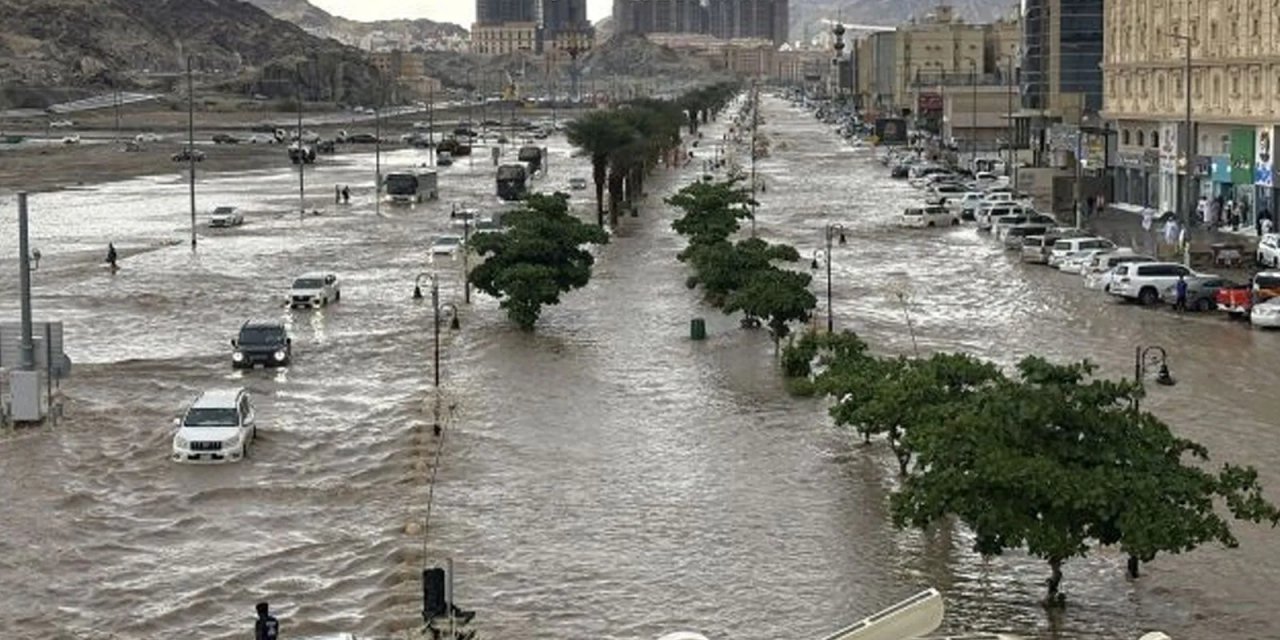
[254, 602, 279, 640]
[341, 185, 351, 204]
[1174, 274, 1189, 313]
[106, 243, 118, 270]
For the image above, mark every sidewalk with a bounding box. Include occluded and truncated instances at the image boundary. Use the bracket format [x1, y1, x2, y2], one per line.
[1087, 205, 1262, 275]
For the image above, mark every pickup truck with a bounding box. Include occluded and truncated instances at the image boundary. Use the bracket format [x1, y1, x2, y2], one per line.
[1215, 271, 1280, 316]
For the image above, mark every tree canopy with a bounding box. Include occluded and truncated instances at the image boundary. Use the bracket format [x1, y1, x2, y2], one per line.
[467, 193, 609, 330]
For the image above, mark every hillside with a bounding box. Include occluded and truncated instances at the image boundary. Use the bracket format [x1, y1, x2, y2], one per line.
[0, 0, 382, 102]
[792, 0, 1017, 41]
[243, 0, 467, 48]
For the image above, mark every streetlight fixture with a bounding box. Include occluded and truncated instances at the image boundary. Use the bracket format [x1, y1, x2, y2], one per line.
[1132, 345, 1176, 412]
[810, 223, 847, 333]
[1160, 30, 1195, 235]
[413, 273, 461, 389]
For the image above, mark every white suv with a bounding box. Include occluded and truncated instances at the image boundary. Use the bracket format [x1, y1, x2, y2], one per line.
[1108, 262, 1203, 305]
[172, 388, 257, 463]
[289, 273, 341, 308]
[1048, 237, 1115, 267]
[1257, 234, 1280, 268]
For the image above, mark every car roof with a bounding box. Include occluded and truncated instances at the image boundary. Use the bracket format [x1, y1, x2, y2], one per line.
[192, 388, 244, 408]
[242, 319, 286, 329]
[296, 272, 328, 279]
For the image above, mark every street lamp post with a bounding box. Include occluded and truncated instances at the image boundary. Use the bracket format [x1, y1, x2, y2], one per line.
[414, 273, 460, 389]
[186, 55, 197, 251]
[1164, 30, 1195, 244]
[451, 204, 473, 304]
[970, 59, 978, 170]
[810, 223, 847, 333]
[1132, 344, 1176, 413]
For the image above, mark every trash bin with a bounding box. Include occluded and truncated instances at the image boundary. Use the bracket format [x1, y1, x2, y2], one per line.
[690, 318, 707, 341]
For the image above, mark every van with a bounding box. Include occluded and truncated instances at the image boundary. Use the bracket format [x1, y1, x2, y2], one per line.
[1047, 237, 1116, 267]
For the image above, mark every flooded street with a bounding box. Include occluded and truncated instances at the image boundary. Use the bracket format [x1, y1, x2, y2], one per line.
[1, 94, 1277, 639]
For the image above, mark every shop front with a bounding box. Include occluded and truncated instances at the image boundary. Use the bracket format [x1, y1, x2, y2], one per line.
[1230, 128, 1256, 228]
[1255, 125, 1275, 224]
[1210, 155, 1232, 199]
[1115, 150, 1156, 207]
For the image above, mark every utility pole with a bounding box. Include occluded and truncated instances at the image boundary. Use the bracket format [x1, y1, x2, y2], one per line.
[428, 84, 435, 165]
[296, 62, 305, 220]
[17, 193, 35, 371]
[1006, 52, 1015, 178]
[114, 89, 121, 143]
[970, 59, 978, 170]
[187, 55, 197, 251]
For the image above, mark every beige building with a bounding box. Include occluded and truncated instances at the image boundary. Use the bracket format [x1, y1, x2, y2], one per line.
[1103, 0, 1280, 223]
[470, 22, 540, 55]
[369, 51, 443, 102]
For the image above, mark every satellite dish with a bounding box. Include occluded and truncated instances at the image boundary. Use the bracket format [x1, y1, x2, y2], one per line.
[657, 633, 709, 640]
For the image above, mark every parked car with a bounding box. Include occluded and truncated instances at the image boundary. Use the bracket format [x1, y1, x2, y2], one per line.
[343, 133, 380, 144]
[288, 273, 341, 309]
[171, 388, 257, 463]
[977, 204, 1031, 231]
[1163, 276, 1239, 312]
[1250, 297, 1280, 328]
[569, 177, 589, 190]
[949, 192, 985, 219]
[1108, 262, 1202, 305]
[208, 206, 243, 228]
[1257, 234, 1280, 268]
[1082, 254, 1156, 290]
[171, 148, 206, 162]
[230, 320, 292, 368]
[994, 213, 1056, 240]
[1002, 224, 1053, 250]
[901, 205, 958, 228]
[60, 135, 81, 145]
[430, 234, 464, 259]
[136, 132, 164, 143]
[1048, 237, 1116, 268]
[49, 119, 75, 129]
[1216, 271, 1280, 316]
[212, 133, 240, 144]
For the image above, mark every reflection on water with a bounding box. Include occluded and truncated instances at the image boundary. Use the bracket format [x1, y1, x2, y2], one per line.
[0, 97, 1275, 639]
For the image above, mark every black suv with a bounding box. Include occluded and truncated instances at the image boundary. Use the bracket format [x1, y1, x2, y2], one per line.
[230, 320, 292, 369]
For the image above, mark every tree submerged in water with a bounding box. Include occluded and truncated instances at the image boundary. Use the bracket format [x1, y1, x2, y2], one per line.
[467, 193, 609, 330]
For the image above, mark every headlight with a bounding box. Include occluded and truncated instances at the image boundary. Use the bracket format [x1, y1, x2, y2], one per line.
[224, 435, 240, 447]
[232, 352, 245, 362]
[174, 436, 188, 448]
[273, 350, 286, 361]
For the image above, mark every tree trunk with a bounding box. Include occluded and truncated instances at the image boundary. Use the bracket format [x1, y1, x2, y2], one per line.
[592, 157, 606, 227]
[1127, 555, 1140, 579]
[1043, 558, 1066, 608]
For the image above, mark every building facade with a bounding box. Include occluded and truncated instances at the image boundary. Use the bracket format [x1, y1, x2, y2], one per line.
[477, 0, 537, 25]
[1022, 0, 1103, 121]
[614, 0, 789, 46]
[471, 22, 540, 55]
[1103, 0, 1280, 226]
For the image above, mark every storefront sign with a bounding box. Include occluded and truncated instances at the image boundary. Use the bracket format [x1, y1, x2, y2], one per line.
[1255, 126, 1274, 187]
[1231, 128, 1255, 184]
[917, 93, 943, 113]
[1159, 122, 1180, 174]
[1117, 150, 1146, 169]
[1212, 155, 1232, 182]
[1193, 155, 1212, 177]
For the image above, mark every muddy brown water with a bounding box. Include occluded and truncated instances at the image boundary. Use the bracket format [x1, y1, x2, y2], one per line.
[0, 95, 1276, 639]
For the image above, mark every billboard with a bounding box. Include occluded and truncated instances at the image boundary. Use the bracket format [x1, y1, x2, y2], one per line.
[917, 93, 943, 113]
[875, 117, 908, 146]
[1256, 126, 1273, 187]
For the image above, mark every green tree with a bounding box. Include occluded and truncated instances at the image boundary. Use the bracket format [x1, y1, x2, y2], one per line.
[684, 237, 800, 305]
[891, 356, 1280, 607]
[467, 193, 609, 330]
[566, 111, 634, 226]
[667, 178, 755, 249]
[722, 267, 816, 346]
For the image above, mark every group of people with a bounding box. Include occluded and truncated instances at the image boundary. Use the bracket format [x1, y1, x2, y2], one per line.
[1196, 196, 1274, 235]
[334, 185, 351, 204]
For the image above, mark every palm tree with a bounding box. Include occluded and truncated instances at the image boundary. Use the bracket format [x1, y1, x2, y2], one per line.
[566, 111, 634, 226]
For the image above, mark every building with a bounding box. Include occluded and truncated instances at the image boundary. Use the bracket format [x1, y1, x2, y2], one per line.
[1104, 0, 1280, 226]
[471, 22, 540, 55]
[614, 0, 789, 46]
[543, 0, 590, 33]
[477, 0, 537, 25]
[369, 51, 444, 102]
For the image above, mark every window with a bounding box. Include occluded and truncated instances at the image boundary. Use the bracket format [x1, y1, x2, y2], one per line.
[1221, 134, 1230, 154]
[1232, 74, 1239, 96]
[1195, 75, 1203, 97]
[1123, 129, 1131, 145]
[1138, 130, 1146, 146]
[1175, 75, 1183, 96]
[1151, 130, 1159, 148]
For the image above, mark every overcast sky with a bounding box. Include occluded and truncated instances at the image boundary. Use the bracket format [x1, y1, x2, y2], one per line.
[310, 0, 612, 25]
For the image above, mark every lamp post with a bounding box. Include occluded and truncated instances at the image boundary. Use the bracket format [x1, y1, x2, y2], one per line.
[1163, 29, 1195, 240]
[810, 223, 847, 332]
[186, 55, 197, 251]
[451, 204, 473, 304]
[970, 59, 978, 170]
[1132, 345, 1176, 413]
[414, 273, 460, 389]
[295, 62, 305, 220]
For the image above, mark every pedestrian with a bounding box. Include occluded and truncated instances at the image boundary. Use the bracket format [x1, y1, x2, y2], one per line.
[1163, 215, 1180, 257]
[1263, 212, 1275, 236]
[1207, 197, 1220, 229]
[1196, 196, 1207, 226]
[255, 602, 279, 640]
[335, 185, 341, 204]
[1228, 200, 1240, 231]
[1257, 208, 1272, 236]
[1174, 274, 1189, 312]
[106, 243, 118, 270]
[341, 186, 350, 204]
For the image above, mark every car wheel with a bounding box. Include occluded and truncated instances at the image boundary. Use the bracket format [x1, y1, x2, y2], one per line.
[1138, 287, 1159, 306]
[1195, 297, 1214, 312]
[926, 221, 934, 228]
[241, 441, 249, 459]
[334, 290, 341, 302]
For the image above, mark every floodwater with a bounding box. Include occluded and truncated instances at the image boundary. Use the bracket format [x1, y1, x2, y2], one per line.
[0, 95, 1276, 640]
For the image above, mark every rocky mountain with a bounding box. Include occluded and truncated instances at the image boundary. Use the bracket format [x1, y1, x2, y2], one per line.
[0, 0, 383, 102]
[242, 0, 467, 48]
[791, 0, 1018, 42]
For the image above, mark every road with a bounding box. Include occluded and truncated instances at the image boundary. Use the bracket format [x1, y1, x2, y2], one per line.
[0, 92, 1276, 639]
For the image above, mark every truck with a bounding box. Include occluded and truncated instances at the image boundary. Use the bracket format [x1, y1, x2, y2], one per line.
[496, 164, 528, 201]
[1215, 271, 1280, 316]
[385, 169, 439, 204]
[518, 145, 544, 174]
